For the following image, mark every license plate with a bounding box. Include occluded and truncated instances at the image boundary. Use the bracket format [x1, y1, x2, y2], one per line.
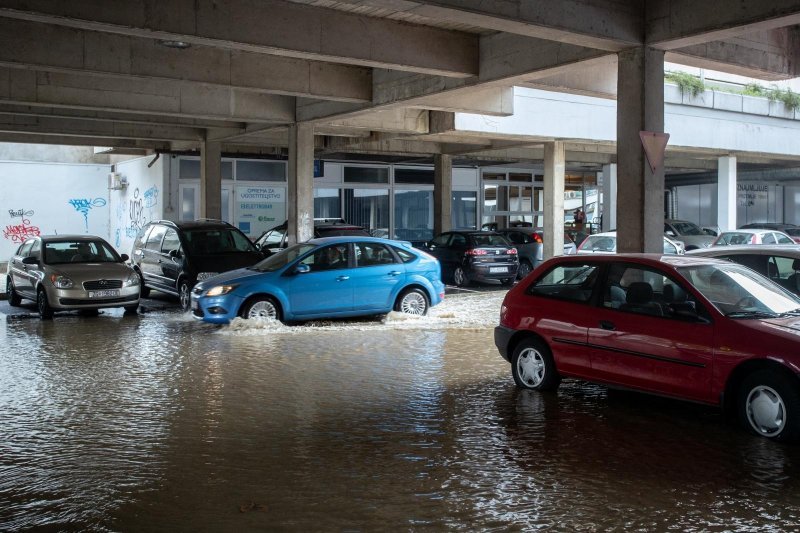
[489, 267, 507, 273]
[88, 289, 120, 298]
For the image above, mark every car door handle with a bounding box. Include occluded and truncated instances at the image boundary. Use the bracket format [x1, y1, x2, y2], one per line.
[388, 271, 402, 276]
[336, 275, 350, 281]
[599, 320, 616, 331]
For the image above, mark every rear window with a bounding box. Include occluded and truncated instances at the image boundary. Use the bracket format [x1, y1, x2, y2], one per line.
[469, 233, 510, 247]
[579, 235, 615, 252]
[716, 232, 752, 245]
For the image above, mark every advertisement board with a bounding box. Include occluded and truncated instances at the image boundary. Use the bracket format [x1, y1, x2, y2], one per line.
[236, 186, 286, 238]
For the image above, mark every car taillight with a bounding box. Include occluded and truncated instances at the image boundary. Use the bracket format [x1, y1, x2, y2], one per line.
[507, 248, 518, 255]
[466, 249, 488, 255]
[533, 233, 543, 243]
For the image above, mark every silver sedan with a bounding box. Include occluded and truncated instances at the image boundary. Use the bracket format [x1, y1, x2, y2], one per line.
[6, 235, 140, 319]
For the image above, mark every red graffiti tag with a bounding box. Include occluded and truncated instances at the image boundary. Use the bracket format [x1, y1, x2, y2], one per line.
[3, 218, 40, 243]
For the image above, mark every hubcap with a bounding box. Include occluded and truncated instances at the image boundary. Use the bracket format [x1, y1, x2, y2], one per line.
[518, 263, 531, 279]
[179, 284, 190, 309]
[516, 347, 545, 388]
[746, 385, 785, 437]
[455, 268, 466, 286]
[247, 300, 277, 320]
[400, 292, 426, 315]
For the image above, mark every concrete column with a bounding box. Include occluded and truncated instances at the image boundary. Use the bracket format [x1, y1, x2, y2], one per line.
[543, 141, 565, 260]
[616, 46, 665, 253]
[287, 123, 315, 245]
[717, 156, 737, 232]
[434, 154, 453, 235]
[200, 139, 222, 220]
[601, 163, 617, 231]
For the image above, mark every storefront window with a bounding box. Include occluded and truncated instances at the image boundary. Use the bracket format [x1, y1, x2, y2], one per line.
[314, 188, 341, 219]
[343, 167, 389, 184]
[452, 191, 477, 229]
[394, 190, 433, 242]
[237, 160, 285, 182]
[344, 188, 389, 237]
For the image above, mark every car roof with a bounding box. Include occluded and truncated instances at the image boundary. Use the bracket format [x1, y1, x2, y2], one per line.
[444, 230, 502, 235]
[38, 234, 109, 242]
[306, 235, 414, 247]
[546, 252, 730, 267]
[689, 244, 800, 257]
[719, 228, 781, 235]
[168, 219, 238, 230]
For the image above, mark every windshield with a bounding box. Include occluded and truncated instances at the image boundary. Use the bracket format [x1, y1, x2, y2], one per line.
[677, 263, 800, 317]
[44, 240, 120, 264]
[252, 243, 317, 272]
[184, 228, 257, 255]
[580, 235, 615, 252]
[672, 221, 704, 236]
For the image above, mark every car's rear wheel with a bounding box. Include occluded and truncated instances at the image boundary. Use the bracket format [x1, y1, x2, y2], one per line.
[511, 338, 560, 391]
[738, 369, 800, 442]
[6, 277, 21, 306]
[37, 288, 53, 320]
[517, 260, 533, 280]
[394, 288, 429, 316]
[241, 296, 281, 322]
[453, 266, 469, 287]
[178, 279, 191, 311]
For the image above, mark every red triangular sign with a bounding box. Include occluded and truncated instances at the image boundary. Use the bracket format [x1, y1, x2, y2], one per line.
[639, 131, 670, 174]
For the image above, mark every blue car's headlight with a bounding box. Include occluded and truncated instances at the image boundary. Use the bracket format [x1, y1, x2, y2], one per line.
[206, 284, 238, 297]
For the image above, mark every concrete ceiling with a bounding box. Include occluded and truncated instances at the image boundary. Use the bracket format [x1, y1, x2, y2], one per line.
[0, 0, 797, 169]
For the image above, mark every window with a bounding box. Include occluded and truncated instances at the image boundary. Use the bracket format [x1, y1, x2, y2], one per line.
[28, 239, 41, 258]
[300, 244, 350, 271]
[395, 168, 434, 185]
[451, 234, 467, 248]
[145, 225, 167, 250]
[762, 233, 776, 244]
[343, 188, 389, 234]
[134, 226, 152, 249]
[237, 160, 285, 182]
[260, 228, 286, 247]
[392, 246, 416, 263]
[394, 189, 432, 242]
[429, 234, 450, 247]
[161, 229, 181, 255]
[18, 240, 34, 257]
[314, 188, 341, 219]
[355, 242, 397, 267]
[343, 167, 389, 184]
[776, 233, 794, 245]
[527, 263, 598, 303]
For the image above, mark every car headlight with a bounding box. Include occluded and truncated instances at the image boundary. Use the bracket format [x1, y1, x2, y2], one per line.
[206, 284, 238, 297]
[49, 273, 74, 289]
[124, 272, 140, 286]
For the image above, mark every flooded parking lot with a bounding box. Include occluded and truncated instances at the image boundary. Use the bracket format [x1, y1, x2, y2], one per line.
[3, 288, 800, 531]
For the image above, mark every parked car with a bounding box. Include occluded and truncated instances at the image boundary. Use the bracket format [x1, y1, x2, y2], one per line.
[712, 229, 795, 246]
[739, 223, 800, 244]
[576, 231, 685, 255]
[254, 218, 370, 255]
[494, 227, 577, 279]
[130, 219, 263, 310]
[688, 245, 800, 296]
[6, 235, 140, 319]
[423, 230, 519, 286]
[494, 253, 800, 442]
[664, 219, 715, 250]
[190, 236, 445, 324]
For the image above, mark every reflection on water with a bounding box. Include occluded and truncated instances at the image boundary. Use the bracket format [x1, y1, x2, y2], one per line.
[2, 306, 800, 531]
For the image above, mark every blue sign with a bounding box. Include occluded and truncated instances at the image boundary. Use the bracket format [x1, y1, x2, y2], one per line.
[238, 221, 251, 233]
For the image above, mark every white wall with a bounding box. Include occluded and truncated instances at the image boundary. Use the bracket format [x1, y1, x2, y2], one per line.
[109, 156, 166, 257]
[0, 161, 111, 259]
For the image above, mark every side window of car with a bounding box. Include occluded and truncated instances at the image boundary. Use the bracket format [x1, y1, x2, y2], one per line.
[17, 240, 34, 257]
[28, 239, 41, 259]
[161, 229, 181, 256]
[762, 233, 776, 244]
[134, 225, 152, 249]
[355, 242, 397, 267]
[776, 233, 794, 245]
[145, 225, 167, 251]
[451, 234, 467, 248]
[391, 246, 416, 264]
[505, 232, 523, 245]
[429, 233, 450, 248]
[301, 244, 350, 271]
[526, 263, 599, 303]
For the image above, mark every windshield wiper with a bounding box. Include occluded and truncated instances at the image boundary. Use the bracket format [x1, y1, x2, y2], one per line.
[726, 310, 779, 319]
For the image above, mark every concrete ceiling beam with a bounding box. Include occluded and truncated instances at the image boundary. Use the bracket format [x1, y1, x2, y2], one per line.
[0, 67, 296, 123]
[0, 0, 478, 78]
[0, 18, 372, 102]
[0, 131, 170, 149]
[0, 114, 206, 141]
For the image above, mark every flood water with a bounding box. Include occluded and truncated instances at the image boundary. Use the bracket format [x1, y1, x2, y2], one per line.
[3, 290, 800, 531]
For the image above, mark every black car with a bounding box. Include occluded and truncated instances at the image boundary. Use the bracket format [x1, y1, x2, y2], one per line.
[254, 218, 370, 255]
[130, 219, 263, 309]
[423, 230, 519, 286]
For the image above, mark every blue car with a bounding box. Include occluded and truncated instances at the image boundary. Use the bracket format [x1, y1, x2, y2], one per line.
[190, 236, 445, 324]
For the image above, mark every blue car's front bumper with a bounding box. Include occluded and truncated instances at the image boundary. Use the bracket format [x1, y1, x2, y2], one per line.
[191, 292, 245, 324]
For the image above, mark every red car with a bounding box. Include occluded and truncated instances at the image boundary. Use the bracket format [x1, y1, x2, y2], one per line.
[494, 253, 800, 442]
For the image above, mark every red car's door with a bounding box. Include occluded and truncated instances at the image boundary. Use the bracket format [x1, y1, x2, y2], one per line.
[587, 263, 715, 403]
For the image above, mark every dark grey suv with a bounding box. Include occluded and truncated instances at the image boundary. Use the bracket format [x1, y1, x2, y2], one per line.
[130, 219, 263, 309]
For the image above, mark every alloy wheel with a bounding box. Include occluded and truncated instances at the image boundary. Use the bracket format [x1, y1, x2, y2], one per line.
[399, 291, 427, 315]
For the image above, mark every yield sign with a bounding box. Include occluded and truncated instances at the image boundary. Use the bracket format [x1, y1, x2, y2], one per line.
[639, 131, 670, 174]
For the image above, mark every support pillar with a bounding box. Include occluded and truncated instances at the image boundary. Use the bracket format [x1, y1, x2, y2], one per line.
[200, 139, 222, 220]
[434, 154, 452, 236]
[543, 141, 565, 260]
[287, 124, 315, 245]
[717, 156, 737, 232]
[601, 163, 617, 232]
[616, 47, 665, 253]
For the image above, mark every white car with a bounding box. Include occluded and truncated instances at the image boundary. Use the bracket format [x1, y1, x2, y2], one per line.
[576, 231, 685, 255]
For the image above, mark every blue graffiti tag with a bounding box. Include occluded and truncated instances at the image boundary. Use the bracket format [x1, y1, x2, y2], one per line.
[68, 197, 107, 231]
[143, 186, 159, 208]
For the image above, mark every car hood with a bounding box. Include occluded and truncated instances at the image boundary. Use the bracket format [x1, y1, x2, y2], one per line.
[194, 266, 267, 290]
[48, 262, 134, 281]
[760, 316, 800, 335]
[190, 252, 262, 274]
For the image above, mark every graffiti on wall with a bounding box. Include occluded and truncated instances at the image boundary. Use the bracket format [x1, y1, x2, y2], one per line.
[3, 208, 40, 243]
[118, 186, 160, 244]
[68, 197, 107, 231]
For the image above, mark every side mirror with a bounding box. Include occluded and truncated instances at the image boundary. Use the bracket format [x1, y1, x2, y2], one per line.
[119, 253, 129, 262]
[22, 256, 38, 265]
[294, 264, 311, 274]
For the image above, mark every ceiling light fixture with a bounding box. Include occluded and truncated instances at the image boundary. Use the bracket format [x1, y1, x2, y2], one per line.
[158, 39, 191, 49]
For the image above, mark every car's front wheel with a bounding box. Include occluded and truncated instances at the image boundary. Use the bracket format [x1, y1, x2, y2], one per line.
[241, 296, 281, 322]
[394, 288, 429, 316]
[37, 288, 53, 320]
[738, 369, 800, 442]
[124, 304, 139, 314]
[517, 260, 533, 280]
[453, 266, 469, 287]
[6, 277, 21, 306]
[511, 338, 560, 391]
[178, 279, 191, 311]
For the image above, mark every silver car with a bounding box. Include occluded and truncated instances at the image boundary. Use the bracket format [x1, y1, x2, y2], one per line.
[6, 235, 140, 319]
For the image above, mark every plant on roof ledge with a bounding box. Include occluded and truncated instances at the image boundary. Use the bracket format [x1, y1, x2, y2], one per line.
[665, 72, 705, 97]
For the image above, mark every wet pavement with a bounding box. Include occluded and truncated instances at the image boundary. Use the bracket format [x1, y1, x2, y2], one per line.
[3, 286, 800, 531]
